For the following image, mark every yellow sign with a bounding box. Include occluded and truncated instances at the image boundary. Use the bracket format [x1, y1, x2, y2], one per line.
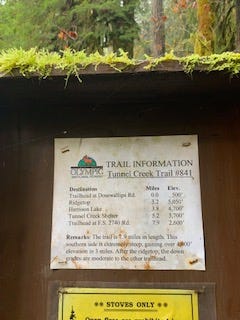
[58, 288, 199, 320]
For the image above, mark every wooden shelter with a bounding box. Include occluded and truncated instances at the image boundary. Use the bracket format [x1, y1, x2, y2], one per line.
[0, 64, 240, 320]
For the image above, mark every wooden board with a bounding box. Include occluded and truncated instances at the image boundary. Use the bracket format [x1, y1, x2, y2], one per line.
[0, 71, 240, 320]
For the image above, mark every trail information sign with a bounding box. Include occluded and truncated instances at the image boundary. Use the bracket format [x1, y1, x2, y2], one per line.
[51, 135, 205, 270]
[58, 288, 199, 320]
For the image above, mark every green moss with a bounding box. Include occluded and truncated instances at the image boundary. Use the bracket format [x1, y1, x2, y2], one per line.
[0, 48, 61, 77]
[194, 0, 214, 55]
[0, 48, 135, 79]
[1, 48, 240, 82]
[180, 52, 240, 75]
[144, 51, 240, 76]
[144, 50, 178, 70]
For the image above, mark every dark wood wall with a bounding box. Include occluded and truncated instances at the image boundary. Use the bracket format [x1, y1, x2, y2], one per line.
[0, 71, 240, 320]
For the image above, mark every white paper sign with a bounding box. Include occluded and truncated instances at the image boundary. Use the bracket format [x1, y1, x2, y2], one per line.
[51, 135, 205, 270]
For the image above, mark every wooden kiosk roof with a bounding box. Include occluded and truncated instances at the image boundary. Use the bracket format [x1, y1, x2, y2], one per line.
[1, 61, 240, 108]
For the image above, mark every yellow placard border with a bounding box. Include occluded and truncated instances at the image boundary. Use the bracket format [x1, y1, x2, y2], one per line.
[58, 288, 199, 320]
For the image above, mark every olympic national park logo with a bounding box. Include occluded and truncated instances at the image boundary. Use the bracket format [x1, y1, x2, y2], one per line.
[71, 155, 103, 178]
[78, 155, 97, 167]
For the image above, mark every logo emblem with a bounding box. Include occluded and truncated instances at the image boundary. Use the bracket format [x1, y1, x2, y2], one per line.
[78, 155, 97, 167]
[71, 155, 103, 178]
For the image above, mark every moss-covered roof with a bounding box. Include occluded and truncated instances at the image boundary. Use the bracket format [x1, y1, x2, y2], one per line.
[1, 49, 240, 81]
